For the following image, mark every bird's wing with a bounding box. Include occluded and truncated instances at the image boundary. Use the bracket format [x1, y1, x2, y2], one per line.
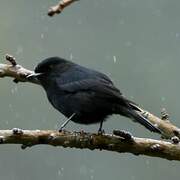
[57, 78, 128, 104]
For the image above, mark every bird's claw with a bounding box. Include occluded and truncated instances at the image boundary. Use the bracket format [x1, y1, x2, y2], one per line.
[12, 128, 23, 135]
[58, 127, 63, 132]
[98, 129, 105, 135]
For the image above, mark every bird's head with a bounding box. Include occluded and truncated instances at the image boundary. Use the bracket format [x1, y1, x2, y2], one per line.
[27, 57, 73, 81]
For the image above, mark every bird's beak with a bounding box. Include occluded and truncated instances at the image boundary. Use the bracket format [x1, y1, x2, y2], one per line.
[26, 72, 43, 81]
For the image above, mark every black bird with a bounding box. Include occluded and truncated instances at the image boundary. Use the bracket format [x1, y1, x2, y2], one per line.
[29, 57, 161, 134]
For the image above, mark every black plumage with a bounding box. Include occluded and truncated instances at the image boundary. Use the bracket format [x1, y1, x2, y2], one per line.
[32, 57, 161, 134]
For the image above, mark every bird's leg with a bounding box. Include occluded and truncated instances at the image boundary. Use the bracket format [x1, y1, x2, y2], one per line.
[98, 121, 105, 134]
[59, 113, 76, 132]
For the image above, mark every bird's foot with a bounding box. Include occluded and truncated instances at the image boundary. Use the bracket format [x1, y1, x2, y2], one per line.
[58, 127, 65, 132]
[58, 128, 69, 133]
[98, 129, 105, 135]
[113, 129, 134, 142]
[12, 128, 23, 135]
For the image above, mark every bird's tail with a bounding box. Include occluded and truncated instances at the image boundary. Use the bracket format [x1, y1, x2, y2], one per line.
[115, 101, 161, 134]
[128, 109, 161, 134]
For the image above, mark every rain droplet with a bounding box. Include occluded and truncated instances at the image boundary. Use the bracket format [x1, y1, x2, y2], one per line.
[119, 19, 125, 25]
[113, 56, 117, 63]
[161, 97, 165, 102]
[145, 159, 150, 165]
[176, 33, 180, 38]
[77, 19, 83, 25]
[11, 86, 18, 94]
[16, 46, 23, 55]
[125, 41, 132, 47]
[41, 33, 44, 39]
[70, 53, 73, 60]
[58, 167, 64, 175]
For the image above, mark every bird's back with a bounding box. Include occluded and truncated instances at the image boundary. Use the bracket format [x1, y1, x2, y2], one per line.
[54, 63, 114, 86]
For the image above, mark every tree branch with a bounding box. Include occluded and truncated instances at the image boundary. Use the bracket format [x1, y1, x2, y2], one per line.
[48, 0, 79, 17]
[0, 128, 179, 161]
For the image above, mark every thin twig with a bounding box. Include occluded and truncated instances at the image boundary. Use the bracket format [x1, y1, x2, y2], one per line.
[48, 0, 79, 17]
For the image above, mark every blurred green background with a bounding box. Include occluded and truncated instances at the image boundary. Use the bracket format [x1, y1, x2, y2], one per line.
[0, 0, 180, 179]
